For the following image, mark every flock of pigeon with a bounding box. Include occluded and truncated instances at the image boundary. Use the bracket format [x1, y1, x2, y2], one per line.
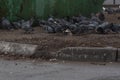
[0, 11, 120, 35]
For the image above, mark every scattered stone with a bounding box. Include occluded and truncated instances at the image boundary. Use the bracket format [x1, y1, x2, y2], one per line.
[0, 12, 120, 35]
[21, 19, 34, 34]
[49, 58, 57, 62]
[1, 17, 13, 30]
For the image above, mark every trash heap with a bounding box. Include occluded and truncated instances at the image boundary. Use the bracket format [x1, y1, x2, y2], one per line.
[104, 8, 120, 14]
[0, 17, 34, 34]
[40, 14, 120, 35]
[0, 13, 120, 35]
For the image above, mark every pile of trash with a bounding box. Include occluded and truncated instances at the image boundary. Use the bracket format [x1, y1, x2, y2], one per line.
[0, 12, 120, 35]
[0, 17, 34, 34]
[40, 14, 120, 35]
[103, 7, 120, 14]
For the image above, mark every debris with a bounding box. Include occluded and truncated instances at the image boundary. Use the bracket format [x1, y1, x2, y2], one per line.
[1, 17, 13, 30]
[96, 22, 120, 34]
[64, 29, 73, 36]
[12, 21, 21, 29]
[91, 63, 106, 66]
[0, 12, 120, 35]
[49, 58, 57, 62]
[98, 12, 105, 21]
[21, 18, 34, 34]
[40, 14, 120, 35]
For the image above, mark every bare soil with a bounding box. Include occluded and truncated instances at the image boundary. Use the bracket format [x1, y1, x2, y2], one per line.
[105, 13, 120, 24]
[0, 13, 120, 53]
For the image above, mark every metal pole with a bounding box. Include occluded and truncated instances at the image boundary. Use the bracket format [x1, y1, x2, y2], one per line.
[113, 0, 115, 4]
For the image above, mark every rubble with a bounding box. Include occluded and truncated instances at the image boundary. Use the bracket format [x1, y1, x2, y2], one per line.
[96, 22, 120, 34]
[0, 13, 120, 35]
[40, 14, 120, 35]
[21, 19, 34, 34]
[104, 7, 120, 14]
[1, 17, 13, 30]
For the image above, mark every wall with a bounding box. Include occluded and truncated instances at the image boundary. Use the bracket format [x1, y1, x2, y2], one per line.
[0, 0, 104, 21]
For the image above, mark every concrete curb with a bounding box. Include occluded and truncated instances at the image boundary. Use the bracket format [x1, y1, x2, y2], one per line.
[0, 41, 120, 62]
[118, 48, 120, 62]
[0, 41, 38, 56]
[55, 47, 117, 62]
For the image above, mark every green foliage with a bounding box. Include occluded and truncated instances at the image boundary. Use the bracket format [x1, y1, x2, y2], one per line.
[0, 0, 104, 21]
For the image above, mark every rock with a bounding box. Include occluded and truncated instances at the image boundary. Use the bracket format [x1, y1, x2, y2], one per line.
[98, 12, 105, 21]
[21, 18, 34, 34]
[96, 22, 111, 34]
[105, 8, 115, 14]
[69, 24, 78, 34]
[1, 17, 13, 30]
[64, 29, 73, 36]
[43, 25, 55, 33]
[112, 24, 120, 33]
[12, 21, 21, 29]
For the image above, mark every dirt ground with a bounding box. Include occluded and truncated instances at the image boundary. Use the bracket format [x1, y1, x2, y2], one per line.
[105, 13, 120, 24]
[0, 13, 120, 52]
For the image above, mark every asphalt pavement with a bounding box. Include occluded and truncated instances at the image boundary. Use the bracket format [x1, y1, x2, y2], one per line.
[0, 59, 120, 80]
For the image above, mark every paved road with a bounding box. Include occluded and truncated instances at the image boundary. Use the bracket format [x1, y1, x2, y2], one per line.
[0, 59, 120, 80]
